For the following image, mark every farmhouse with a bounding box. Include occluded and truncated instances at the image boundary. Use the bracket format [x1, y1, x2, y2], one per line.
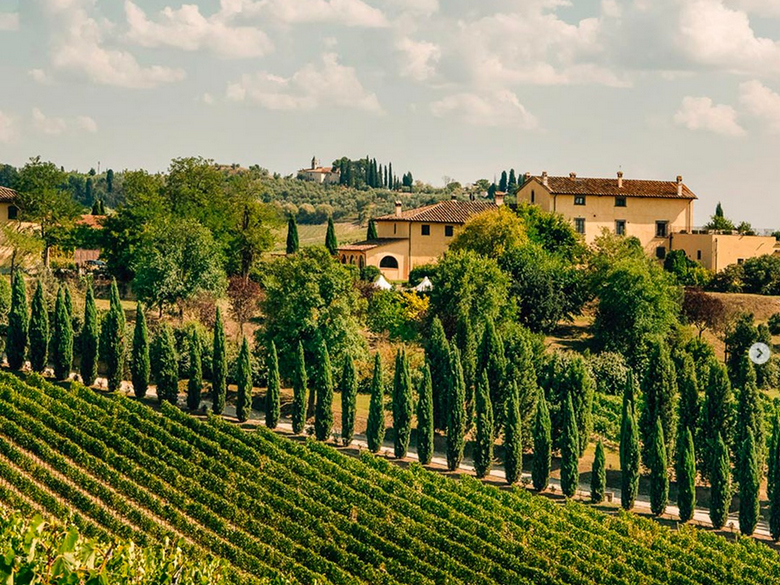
[0, 186, 19, 223]
[298, 157, 340, 185]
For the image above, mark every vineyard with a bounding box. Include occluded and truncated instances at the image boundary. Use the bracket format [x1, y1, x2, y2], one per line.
[0, 371, 779, 585]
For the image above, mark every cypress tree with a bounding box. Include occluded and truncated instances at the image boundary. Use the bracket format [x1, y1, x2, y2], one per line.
[366, 352, 385, 453]
[131, 303, 150, 399]
[560, 393, 580, 498]
[80, 280, 99, 386]
[6, 271, 27, 371]
[427, 317, 450, 430]
[736, 354, 763, 462]
[771, 425, 780, 540]
[339, 353, 357, 445]
[677, 352, 699, 435]
[561, 355, 595, 457]
[474, 370, 494, 478]
[649, 417, 669, 517]
[698, 362, 733, 480]
[314, 340, 334, 441]
[28, 281, 48, 373]
[591, 440, 606, 504]
[620, 371, 640, 510]
[455, 312, 478, 411]
[505, 381, 524, 485]
[446, 347, 466, 471]
[291, 341, 308, 434]
[417, 363, 434, 465]
[266, 341, 281, 429]
[367, 219, 378, 240]
[478, 318, 506, 433]
[499, 170, 508, 193]
[103, 293, 124, 393]
[739, 428, 760, 536]
[63, 286, 72, 320]
[109, 278, 125, 332]
[709, 432, 732, 530]
[51, 286, 72, 380]
[325, 217, 338, 255]
[236, 337, 253, 423]
[155, 325, 178, 405]
[531, 388, 551, 490]
[676, 426, 697, 523]
[769, 407, 780, 503]
[211, 308, 227, 415]
[640, 339, 677, 467]
[286, 216, 299, 254]
[392, 349, 413, 458]
[187, 329, 203, 411]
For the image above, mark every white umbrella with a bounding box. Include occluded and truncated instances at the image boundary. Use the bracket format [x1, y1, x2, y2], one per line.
[374, 275, 394, 290]
[414, 276, 433, 292]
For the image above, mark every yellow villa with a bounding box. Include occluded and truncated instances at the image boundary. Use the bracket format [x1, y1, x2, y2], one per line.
[0, 186, 19, 223]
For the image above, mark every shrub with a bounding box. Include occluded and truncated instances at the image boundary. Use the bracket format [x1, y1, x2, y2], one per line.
[769, 313, 780, 336]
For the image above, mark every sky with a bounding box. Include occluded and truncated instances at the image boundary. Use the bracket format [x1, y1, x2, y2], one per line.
[1, 0, 780, 227]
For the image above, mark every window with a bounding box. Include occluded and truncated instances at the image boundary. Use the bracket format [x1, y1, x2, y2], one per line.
[697, 250, 702, 261]
[393, 223, 397, 235]
[531, 190, 535, 203]
[655, 221, 668, 238]
[421, 224, 430, 236]
[738, 258, 745, 265]
[445, 225, 454, 237]
[380, 256, 399, 269]
[340, 255, 347, 264]
[615, 220, 626, 236]
[615, 197, 626, 207]
[7, 206, 17, 220]
[574, 218, 586, 235]
[349, 255, 355, 265]
[656, 246, 666, 260]
[574, 196, 586, 206]
[359, 257, 365, 269]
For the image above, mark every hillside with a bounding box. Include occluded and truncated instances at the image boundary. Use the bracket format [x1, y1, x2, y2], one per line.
[0, 373, 779, 584]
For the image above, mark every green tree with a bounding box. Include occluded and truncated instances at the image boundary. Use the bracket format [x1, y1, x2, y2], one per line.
[709, 432, 732, 529]
[51, 286, 73, 380]
[620, 372, 640, 510]
[560, 393, 580, 498]
[591, 440, 606, 504]
[474, 371, 494, 478]
[698, 362, 733, 480]
[236, 337, 253, 423]
[109, 278, 126, 333]
[154, 325, 179, 405]
[366, 219, 378, 240]
[640, 339, 678, 466]
[676, 427, 696, 523]
[366, 353, 385, 453]
[450, 206, 528, 260]
[771, 420, 780, 539]
[28, 281, 48, 373]
[704, 202, 736, 232]
[427, 317, 451, 430]
[291, 341, 308, 434]
[392, 349, 413, 458]
[63, 287, 72, 320]
[531, 388, 551, 491]
[724, 312, 758, 385]
[417, 363, 434, 465]
[478, 318, 507, 433]
[187, 329, 203, 411]
[770, 407, 780, 504]
[455, 311, 478, 409]
[265, 341, 281, 429]
[339, 353, 357, 445]
[677, 352, 699, 436]
[286, 216, 299, 254]
[103, 283, 125, 393]
[325, 217, 338, 255]
[446, 347, 466, 471]
[131, 303, 150, 399]
[80, 281, 99, 386]
[106, 169, 114, 193]
[735, 355, 764, 463]
[648, 417, 668, 517]
[739, 429, 760, 536]
[314, 339, 334, 441]
[211, 308, 227, 415]
[6, 272, 27, 371]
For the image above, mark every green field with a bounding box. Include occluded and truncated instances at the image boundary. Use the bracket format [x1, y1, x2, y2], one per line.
[272, 222, 367, 252]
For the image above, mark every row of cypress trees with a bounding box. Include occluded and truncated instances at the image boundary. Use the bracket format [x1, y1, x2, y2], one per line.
[284, 216, 339, 256]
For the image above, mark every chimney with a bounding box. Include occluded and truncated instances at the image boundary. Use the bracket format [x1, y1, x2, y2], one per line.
[617, 171, 624, 189]
[569, 172, 577, 180]
[524, 172, 531, 183]
[451, 193, 457, 201]
[542, 171, 548, 187]
[676, 175, 683, 197]
[495, 192, 505, 207]
[395, 200, 402, 218]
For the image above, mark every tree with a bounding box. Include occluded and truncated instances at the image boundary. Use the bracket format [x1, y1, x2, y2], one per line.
[6, 272, 27, 371]
[131, 303, 150, 399]
[392, 349, 413, 458]
[478, 318, 507, 433]
[446, 348, 466, 471]
[640, 339, 677, 466]
[339, 353, 356, 445]
[154, 325, 179, 405]
[325, 217, 338, 255]
[314, 340, 334, 441]
[724, 312, 758, 385]
[455, 312, 478, 408]
[286, 216, 299, 254]
[106, 169, 114, 193]
[676, 427, 696, 523]
[28, 281, 48, 373]
[416, 363, 436, 467]
[560, 394, 580, 498]
[499, 170, 508, 193]
[109, 278, 126, 333]
[683, 289, 727, 338]
[427, 317, 451, 430]
[474, 371, 494, 479]
[508, 169, 517, 192]
[771, 418, 780, 539]
[63, 287, 72, 321]
[291, 341, 308, 434]
[704, 202, 736, 232]
[80, 281, 98, 386]
[236, 337, 253, 423]
[770, 407, 780, 505]
[735, 355, 764, 461]
[366, 353, 385, 453]
[366, 219, 378, 240]
[211, 308, 227, 415]
[620, 372, 640, 510]
[531, 388, 551, 491]
[51, 286, 73, 380]
[709, 432, 732, 530]
[591, 440, 606, 504]
[698, 362, 733, 480]
[677, 352, 699, 436]
[103, 282, 125, 393]
[739, 429, 760, 536]
[450, 207, 528, 260]
[187, 329, 203, 411]
[648, 417, 668, 517]
[227, 276, 261, 338]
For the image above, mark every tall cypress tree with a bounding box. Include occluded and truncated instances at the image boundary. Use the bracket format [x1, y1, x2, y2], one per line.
[560, 393, 580, 498]
[455, 312, 478, 411]
[236, 337, 253, 423]
[677, 352, 699, 435]
[314, 339, 334, 441]
[709, 432, 732, 530]
[51, 286, 72, 380]
[649, 417, 669, 517]
[417, 363, 434, 465]
[211, 308, 227, 415]
[428, 317, 450, 430]
[769, 407, 780, 504]
[676, 426, 697, 523]
[187, 329, 203, 411]
[28, 281, 48, 373]
[131, 302, 150, 399]
[478, 318, 506, 433]
[325, 217, 338, 255]
[474, 370, 494, 479]
[620, 372, 640, 510]
[531, 388, 551, 490]
[6, 271, 27, 371]
[392, 349, 413, 458]
[366, 352, 385, 453]
[698, 362, 733, 480]
[291, 341, 308, 434]
[366, 219, 378, 240]
[286, 216, 299, 255]
[591, 440, 606, 504]
[80, 280, 99, 386]
[63, 286, 73, 320]
[109, 278, 125, 331]
[506, 381, 525, 486]
[265, 341, 281, 429]
[739, 428, 760, 536]
[339, 353, 357, 445]
[640, 339, 677, 466]
[103, 289, 124, 392]
[446, 347, 466, 472]
[771, 427, 780, 540]
[736, 355, 763, 463]
[562, 355, 595, 457]
[155, 325, 178, 405]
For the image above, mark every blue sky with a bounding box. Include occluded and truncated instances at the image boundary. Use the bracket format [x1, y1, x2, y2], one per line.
[1, 0, 780, 227]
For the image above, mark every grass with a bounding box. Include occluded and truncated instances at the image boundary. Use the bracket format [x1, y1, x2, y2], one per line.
[272, 222, 367, 252]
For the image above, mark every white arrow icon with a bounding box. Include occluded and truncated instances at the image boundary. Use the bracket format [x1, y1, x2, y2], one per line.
[749, 342, 771, 366]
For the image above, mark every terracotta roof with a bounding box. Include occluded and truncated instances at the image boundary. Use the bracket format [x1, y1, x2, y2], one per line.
[374, 200, 498, 224]
[535, 176, 697, 200]
[76, 214, 105, 229]
[300, 167, 337, 174]
[0, 186, 17, 203]
[338, 239, 399, 252]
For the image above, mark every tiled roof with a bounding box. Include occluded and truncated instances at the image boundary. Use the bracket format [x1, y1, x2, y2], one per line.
[0, 186, 17, 203]
[300, 167, 337, 174]
[374, 200, 498, 224]
[338, 239, 399, 252]
[535, 176, 697, 200]
[76, 214, 105, 229]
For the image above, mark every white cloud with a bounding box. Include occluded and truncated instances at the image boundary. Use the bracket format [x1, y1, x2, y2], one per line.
[202, 92, 215, 105]
[725, 0, 780, 17]
[219, 0, 388, 28]
[226, 52, 383, 113]
[600, 0, 621, 18]
[430, 90, 538, 129]
[396, 37, 441, 81]
[0, 12, 19, 31]
[380, 0, 438, 17]
[76, 115, 98, 133]
[32, 108, 98, 135]
[124, 1, 272, 58]
[673, 96, 745, 136]
[0, 111, 16, 143]
[29, 69, 52, 84]
[740, 79, 780, 132]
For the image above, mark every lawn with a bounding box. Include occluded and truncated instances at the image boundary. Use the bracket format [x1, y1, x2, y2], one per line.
[272, 222, 367, 252]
